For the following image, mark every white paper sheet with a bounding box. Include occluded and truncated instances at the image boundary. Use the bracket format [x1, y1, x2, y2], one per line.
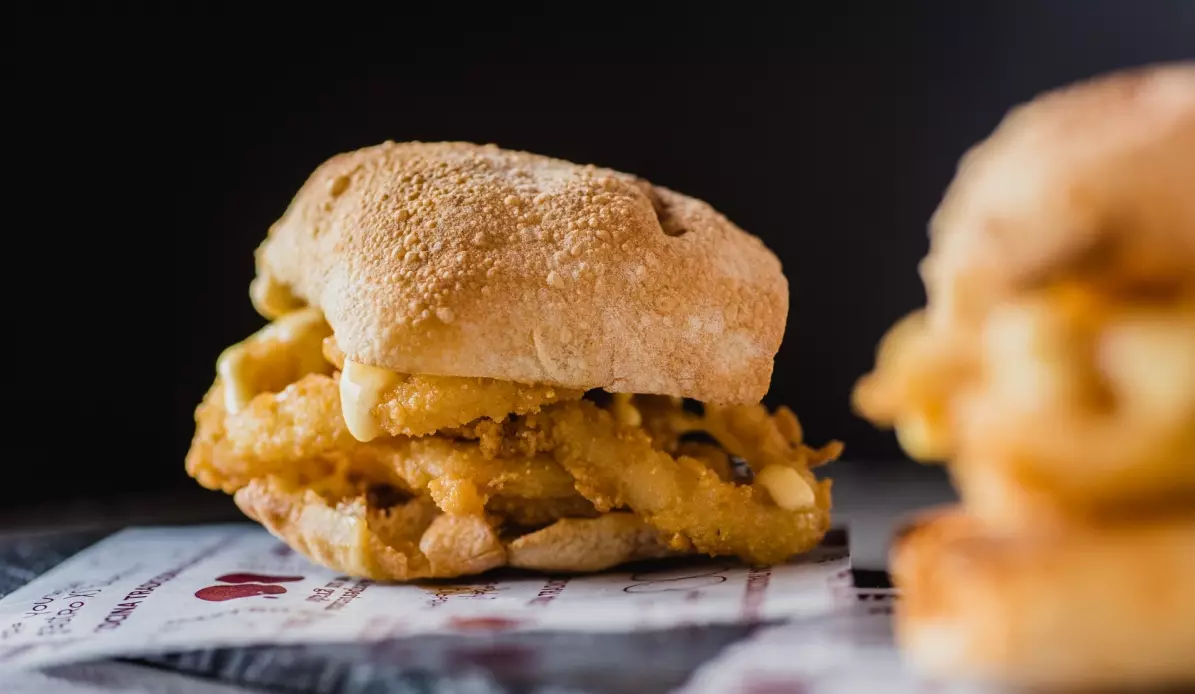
[677, 588, 993, 694]
[0, 524, 851, 672]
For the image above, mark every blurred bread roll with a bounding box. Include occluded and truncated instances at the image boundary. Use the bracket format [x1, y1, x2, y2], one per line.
[890, 507, 1195, 690]
[921, 61, 1195, 328]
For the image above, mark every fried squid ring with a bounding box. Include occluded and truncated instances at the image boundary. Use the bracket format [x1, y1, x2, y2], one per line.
[857, 291, 1195, 518]
[187, 376, 404, 494]
[192, 314, 838, 577]
[532, 401, 834, 566]
[631, 395, 842, 471]
[322, 336, 584, 436]
[187, 374, 596, 527]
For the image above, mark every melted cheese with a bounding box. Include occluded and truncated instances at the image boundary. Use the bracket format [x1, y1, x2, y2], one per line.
[755, 465, 815, 510]
[339, 358, 401, 442]
[216, 347, 254, 415]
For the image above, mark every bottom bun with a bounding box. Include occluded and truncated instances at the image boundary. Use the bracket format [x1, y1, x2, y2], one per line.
[889, 506, 1195, 690]
[235, 477, 680, 580]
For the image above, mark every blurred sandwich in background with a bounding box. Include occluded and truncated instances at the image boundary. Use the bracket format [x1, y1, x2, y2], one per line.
[855, 62, 1195, 690]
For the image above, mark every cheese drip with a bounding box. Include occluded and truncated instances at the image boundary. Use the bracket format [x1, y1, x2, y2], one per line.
[339, 358, 401, 442]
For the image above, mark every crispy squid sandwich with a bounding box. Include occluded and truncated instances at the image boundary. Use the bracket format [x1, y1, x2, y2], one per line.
[186, 141, 840, 581]
[854, 64, 1195, 690]
[854, 63, 1195, 528]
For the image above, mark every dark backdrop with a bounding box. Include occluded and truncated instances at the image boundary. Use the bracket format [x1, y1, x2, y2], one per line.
[9, 3, 1193, 509]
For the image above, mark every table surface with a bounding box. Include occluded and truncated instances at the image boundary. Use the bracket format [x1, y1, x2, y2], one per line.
[0, 459, 954, 693]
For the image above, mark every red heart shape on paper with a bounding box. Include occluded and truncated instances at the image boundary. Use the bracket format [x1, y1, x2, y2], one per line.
[214, 573, 305, 584]
[195, 584, 289, 602]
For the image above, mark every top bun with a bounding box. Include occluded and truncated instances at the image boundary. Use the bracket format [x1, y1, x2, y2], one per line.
[921, 62, 1195, 324]
[252, 141, 787, 404]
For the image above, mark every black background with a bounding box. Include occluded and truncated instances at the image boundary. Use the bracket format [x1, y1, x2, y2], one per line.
[9, 3, 1193, 509]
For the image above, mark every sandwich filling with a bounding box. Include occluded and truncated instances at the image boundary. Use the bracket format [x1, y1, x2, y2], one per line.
[855, 265, 1195, 511]
[188, 307, 839, 580]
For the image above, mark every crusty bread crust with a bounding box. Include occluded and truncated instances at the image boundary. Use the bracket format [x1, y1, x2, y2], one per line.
[921, 62, 1195, 326]
[253, 142, 787, 404]
[890, 507, 1195, 690]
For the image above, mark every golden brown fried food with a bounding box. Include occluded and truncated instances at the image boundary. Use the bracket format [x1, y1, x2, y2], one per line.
[857, 286, 1195, 518]
[187, 375, 400, 494]
[526, 400, 834, 565]
[950, 452, 1195, 532]
[192, 307, 837, 578]
[387, 437, 580, 506]
[217, 307, 333, 415]
[634, 394, 841, 470]
[373, 374, 581, 437]
[187, 371, 596, 526]
[675, 441, 733, 482]
[324, 333, 583, 439]
[192, 365, 837, 569]
[484, 495, 600, 528]
[890, 507, 1195, 690]
[704, 403, 843, 472]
